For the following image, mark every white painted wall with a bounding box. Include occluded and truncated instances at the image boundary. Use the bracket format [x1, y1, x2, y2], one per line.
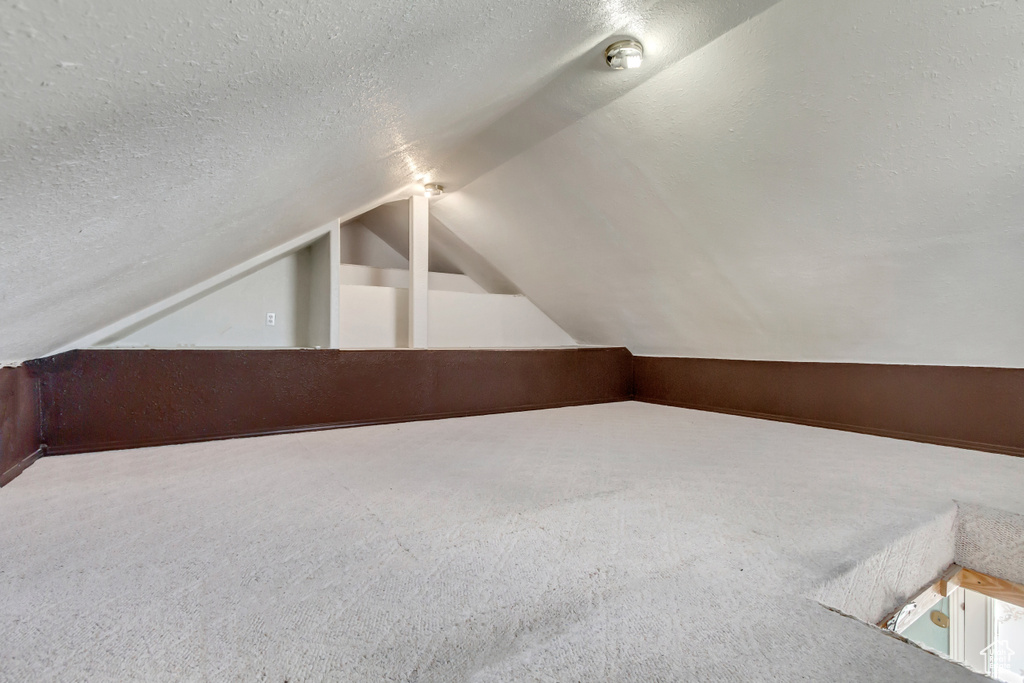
[356, 202, 521, 295]
[57, 223, 340, 354]
[339, 222, 409, 270]
[104, 250, 314, 349]
[339, 286, 575, 349]
[428, 291, 574, 349]
[339, 265, 485, 294]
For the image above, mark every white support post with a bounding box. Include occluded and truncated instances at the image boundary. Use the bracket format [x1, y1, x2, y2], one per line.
[328, 222, 341, 349]
[408, 195, 429, 348]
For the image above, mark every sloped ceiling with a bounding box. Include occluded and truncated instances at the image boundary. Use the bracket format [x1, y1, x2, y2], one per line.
[5, 0, 777, 362]
[5, 0, 1022, 367]
[434, 0, 1024, 367]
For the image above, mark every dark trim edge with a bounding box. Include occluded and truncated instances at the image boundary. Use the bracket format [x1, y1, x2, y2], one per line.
[0, 447, 45, 487]
[640, 397, 1024, 458]
[45, 396, 626, 456]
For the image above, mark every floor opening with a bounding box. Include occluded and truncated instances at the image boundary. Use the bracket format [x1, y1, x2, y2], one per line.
[882, 565, 1024, 681]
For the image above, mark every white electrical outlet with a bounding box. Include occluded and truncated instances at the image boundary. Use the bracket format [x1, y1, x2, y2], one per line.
[266, 313, 276, 326]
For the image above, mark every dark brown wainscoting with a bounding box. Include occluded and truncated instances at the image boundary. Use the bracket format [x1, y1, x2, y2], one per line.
[633, 356, 1024, 457]
[0, 364, 43, 485]
[7, 348, 1021, 486]
[32, 348, 633, 457]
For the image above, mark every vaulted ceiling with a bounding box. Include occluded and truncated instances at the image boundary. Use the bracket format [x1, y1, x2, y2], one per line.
[433, 0, 1024, 366]
[3, 0, 1023, 366]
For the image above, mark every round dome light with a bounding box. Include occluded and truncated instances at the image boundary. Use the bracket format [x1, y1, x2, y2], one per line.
[605, 39, 644, 70]
[423, 183, 445, 197]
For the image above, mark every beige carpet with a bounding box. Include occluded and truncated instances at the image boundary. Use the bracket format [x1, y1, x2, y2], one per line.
[2, 401, 1019, 681]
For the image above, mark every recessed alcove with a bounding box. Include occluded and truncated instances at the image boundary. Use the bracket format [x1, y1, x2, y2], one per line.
[93, 229, 338, 351]
[336, 205, 576, 349]
[82, 203, 577, 352]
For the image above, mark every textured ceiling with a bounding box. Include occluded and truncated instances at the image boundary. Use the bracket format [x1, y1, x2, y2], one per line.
[6, 0, 1022, 367]
[434, 0, 1024, 366]
[4, 0, 748, 362]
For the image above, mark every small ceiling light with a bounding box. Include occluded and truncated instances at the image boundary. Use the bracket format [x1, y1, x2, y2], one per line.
[605, 39, 644, 69]
[423, 183, 445, 197]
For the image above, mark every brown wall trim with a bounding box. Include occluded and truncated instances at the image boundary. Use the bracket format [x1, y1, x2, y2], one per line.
[7, 348, 1021, 486]
[0, 364, 42, 485]
[633, 356, 1024, 457]
[33, 348, 633, 457]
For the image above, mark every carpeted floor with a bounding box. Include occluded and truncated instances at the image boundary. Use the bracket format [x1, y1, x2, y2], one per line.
[2, 401, 1018, 681]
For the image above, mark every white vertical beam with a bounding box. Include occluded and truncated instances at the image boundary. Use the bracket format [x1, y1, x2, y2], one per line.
[408, 195, 429, 348]
[328, 221, 341, 349]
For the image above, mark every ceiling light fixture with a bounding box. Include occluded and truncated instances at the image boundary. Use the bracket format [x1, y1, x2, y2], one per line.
[605, 39, 644, 69]
[423, 183, 445, 197]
